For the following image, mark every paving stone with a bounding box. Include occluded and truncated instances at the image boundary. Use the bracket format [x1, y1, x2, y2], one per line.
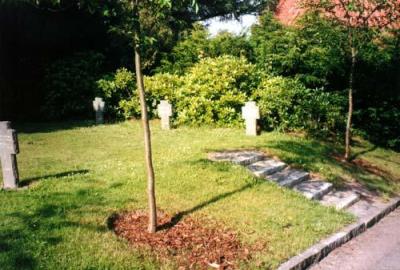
[347, 200, 386, 219]
[267, 168, 309, 187]
[294, 180, 333, 200]
[208, 151, 264, 166]
[247, 159, 286, 177]
[320, 190, 360, 210]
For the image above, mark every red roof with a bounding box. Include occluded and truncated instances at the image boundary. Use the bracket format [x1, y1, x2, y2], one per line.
[275, 0, 305, 25]
[275, 0, 400, 28]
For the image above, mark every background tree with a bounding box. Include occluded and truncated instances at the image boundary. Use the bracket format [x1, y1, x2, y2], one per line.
[303, 0, 400, 160]
[157, 24, 253, 74]
[250, 11, 347, 88]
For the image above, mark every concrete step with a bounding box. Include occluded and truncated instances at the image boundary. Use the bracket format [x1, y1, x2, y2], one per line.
[247, 159, 287, 177]
[293, 180, 333, 200]
[346, 199, 388, 219]
[267, 168, 310, 187]
[320, 190, 360, 210]
[208, 151, 264, 166]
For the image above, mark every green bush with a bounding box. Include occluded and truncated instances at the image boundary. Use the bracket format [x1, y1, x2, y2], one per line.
[102, 56, 257, 126]
[42, 51, 105, 119]
[97, 68, 137, 118]
[253, 76, 346, 136]
[98, 69, 183, 119]
[175, 56, 257, 126]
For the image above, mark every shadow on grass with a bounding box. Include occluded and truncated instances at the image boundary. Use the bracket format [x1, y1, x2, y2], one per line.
[1, 188, 108, 269]
[15, 121, 97, 134]
[185, 158, 234, 173]
[263, 139, 398, 196]
[157, 183, 254, 231]
[350, 145, 378, 161]
[14, 120, 125, 134]
[19, 169, 90, 187]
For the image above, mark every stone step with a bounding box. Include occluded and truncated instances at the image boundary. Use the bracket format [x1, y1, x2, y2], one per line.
[208, 151, 264, 166]
[346, 200, 378, 219]
[247, 159, 287, 177]
[293, 180, 333, 200]
[267, 168, 310, 187]
[320, 190, 360, 210]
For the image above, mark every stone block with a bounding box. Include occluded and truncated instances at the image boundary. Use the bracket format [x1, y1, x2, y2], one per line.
[293, 180, 333, 200]
[320, 190, 360, 210]
[247, 159, 286, 177]
[208, 151, 264, 166]
[267, 168, 309, 187]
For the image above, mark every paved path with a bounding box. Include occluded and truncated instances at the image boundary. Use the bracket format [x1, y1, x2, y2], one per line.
[310, 208, 400, 270]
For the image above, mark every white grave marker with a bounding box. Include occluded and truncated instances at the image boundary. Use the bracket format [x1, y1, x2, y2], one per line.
[0, 121, 19, 189]
[93, 97, 105, 124]
[241, 101, 260, 136]
[157, 100, 172, 130]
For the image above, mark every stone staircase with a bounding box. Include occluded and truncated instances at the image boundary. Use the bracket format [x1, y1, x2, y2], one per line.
[208, 150, 360, 210]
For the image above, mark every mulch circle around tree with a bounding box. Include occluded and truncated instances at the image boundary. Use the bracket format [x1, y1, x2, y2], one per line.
[112, 210, 263, 269]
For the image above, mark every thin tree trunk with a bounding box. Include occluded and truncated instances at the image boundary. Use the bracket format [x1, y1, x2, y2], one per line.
[133, 0, 157, 233]
[345, 44, 356, 160]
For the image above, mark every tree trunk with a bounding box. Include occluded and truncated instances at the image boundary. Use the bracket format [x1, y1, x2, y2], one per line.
[345, 44, 356, 160]
[133, 0, 157, 233]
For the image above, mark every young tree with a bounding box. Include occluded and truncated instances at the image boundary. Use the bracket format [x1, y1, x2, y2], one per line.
[27, 0, 269, 233]
[132, 0, 268, 233]
[303, 0, 400, 160]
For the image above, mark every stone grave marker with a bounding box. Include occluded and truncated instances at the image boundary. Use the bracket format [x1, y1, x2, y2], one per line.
[157, 100, 172, 130]
[93, 97, 105, 124]
[0, 121, 19, 189]
[241, 101, 260, 136]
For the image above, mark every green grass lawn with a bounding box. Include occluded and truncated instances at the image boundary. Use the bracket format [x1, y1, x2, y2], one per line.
[0, 121, 398, 269]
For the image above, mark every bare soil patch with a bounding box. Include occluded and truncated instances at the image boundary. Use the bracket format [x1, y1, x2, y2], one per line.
[112, 211, 263, 269]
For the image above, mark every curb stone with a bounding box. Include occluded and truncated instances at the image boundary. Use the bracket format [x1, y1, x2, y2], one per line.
[277, 196, 400, 270]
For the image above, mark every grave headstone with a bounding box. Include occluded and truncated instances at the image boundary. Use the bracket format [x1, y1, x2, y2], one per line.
[92, 97, 105, 124]
[157, 100, 172, 130]
[241, 101, 260, 136]
[0, 121, 19, 189]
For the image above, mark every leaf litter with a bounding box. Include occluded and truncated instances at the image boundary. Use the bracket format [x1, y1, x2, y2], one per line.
[112, 211, 265, 269]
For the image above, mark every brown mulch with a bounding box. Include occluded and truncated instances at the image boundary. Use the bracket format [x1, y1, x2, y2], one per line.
[113, 211, 263, 269]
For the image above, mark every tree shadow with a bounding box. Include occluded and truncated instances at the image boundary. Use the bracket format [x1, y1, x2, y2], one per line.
[14, 121, 97, 134]
[157, 183, 254, 231]
[14, 119, 126, 134]
[350, 145, 378, 161]
[184, 158, 235, 173]
[19, 169, 90, 187]
[263, 139, 398, 196]
[1, 187, 108, 269]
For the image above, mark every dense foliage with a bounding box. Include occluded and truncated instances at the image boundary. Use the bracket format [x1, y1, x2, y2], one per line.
[253, 76, 346, 136]
[249, 12, 347, 89]
[157, 24, 253, 74]
[42, 52, 105, 119]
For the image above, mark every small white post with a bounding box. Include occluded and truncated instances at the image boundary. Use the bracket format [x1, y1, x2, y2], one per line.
[157, 100, 172, 130]
[92, 97, 105, 124]
[241, 101, 260, 136]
